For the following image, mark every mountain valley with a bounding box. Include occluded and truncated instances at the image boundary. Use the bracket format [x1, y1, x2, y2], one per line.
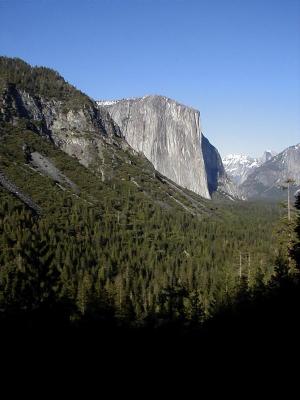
[0, 57, 298, 337]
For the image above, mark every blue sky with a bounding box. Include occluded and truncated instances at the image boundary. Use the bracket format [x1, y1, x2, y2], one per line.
[0, 0, 299, 157]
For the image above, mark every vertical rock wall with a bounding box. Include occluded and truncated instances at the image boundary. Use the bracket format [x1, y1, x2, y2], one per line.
[98, 95, 211, 199]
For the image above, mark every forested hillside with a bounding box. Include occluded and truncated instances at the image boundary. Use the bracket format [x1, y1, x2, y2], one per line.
[0, 125, 283, 328]
[0, 57, 92, 110]
[0, 57, 297, 335]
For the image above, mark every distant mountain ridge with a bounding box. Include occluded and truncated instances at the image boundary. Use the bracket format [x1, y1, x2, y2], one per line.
[222, 150, 277, 186]
[223, 146, 300, 200]
[222, 154, 260, 185]
[241, 144, 300, 200]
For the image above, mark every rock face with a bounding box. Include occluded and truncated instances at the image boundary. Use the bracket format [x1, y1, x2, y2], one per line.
[201, 135, 222, 194]
[201, 135, 240, 198]
[241, 144, 300, 200]
[97, 96, 212, 198]
[0, 84, 126, 172]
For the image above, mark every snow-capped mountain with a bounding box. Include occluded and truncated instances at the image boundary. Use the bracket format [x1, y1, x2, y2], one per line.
[222, 151, 277, 185]
[222, 154, 260, 185]
[241, 144, 300, 200]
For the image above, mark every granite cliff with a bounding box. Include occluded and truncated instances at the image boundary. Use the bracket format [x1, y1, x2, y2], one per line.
[97, 95, 237, 199]
[98, 96, 210, 198]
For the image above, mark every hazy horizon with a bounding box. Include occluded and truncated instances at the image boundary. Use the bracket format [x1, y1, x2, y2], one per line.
[1, 0, 299, 158]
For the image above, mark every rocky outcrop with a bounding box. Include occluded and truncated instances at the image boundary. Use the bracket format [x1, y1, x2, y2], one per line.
[241, 144, 300, 200]
[97, 95, 211, 198]
[1, 84, 125, 170]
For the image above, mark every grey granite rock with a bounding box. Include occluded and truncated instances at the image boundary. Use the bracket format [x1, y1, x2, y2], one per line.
[1, 85, 126, 172]
[97, 95, 210, 199]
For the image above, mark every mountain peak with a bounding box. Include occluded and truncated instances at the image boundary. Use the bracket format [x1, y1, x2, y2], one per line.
[222, 154, 259, 185]
[260, 150, 277, 164]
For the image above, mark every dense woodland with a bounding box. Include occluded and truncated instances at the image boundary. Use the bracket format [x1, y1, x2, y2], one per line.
[0, 125, 293, 330]
[0, 189, 286, 327]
